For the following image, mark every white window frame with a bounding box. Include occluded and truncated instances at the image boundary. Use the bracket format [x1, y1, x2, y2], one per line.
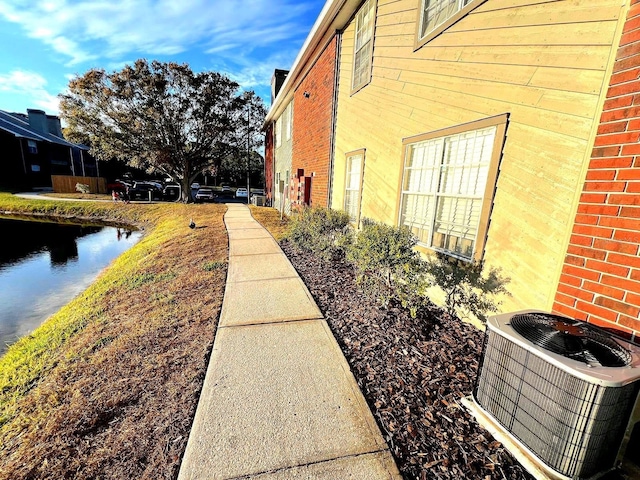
[351, 0, 376, 93]
[27, 140, 38, 154]
[286, 101, 293, 141]
[275, 116, 282, 148]
[398, 114, 507, 261]
[415, 0, 487, 50]
[344, 149, 365, 225]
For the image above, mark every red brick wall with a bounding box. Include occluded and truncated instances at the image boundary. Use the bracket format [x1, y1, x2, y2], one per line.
[264, 124, 274, 204]
[553, 1, 640, 336]
[291, 36, 338, 208]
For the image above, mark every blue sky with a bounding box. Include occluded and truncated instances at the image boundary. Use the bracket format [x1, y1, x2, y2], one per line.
[0, 0, 326, 116]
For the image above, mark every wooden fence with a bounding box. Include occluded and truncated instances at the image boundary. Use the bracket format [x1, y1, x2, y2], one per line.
[52, 175, 107, 194]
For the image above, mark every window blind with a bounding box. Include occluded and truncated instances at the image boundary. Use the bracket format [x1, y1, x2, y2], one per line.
[400, 126, 496, 259]
[345, 153, 363, 221]
[353, 0, 375, 90]
[421, 0, 473, 38]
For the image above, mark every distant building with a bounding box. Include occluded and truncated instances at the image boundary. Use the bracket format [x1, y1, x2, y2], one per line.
[0, 108, 97, 189]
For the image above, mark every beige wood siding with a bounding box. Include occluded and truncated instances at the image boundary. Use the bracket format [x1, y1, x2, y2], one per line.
[273, 104, 294, 214]
[331, 0, 625, 312]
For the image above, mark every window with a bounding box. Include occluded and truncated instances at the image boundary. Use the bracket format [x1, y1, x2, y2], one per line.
[399, 115, 507, 261]
[286, 101, 293, 141]
[275, 116, 282, 148]
[27, 140, 38, 154]
[352, 0, 376, 92]
[344, 150, 365, 223]
[416, 0, 486, 47]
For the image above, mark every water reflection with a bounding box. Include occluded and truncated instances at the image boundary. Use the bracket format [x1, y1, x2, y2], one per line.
[0, 217, 141, 355]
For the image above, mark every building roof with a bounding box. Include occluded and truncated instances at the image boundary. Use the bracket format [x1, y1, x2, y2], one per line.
[264, 0, 363, 125]
[0, 109, 88, 150]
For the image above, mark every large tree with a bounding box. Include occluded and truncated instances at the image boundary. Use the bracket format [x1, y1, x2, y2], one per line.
[59, 59, 266, 201]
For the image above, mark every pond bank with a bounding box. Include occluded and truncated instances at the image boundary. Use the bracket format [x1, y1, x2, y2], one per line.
[0, 193, 228, 479]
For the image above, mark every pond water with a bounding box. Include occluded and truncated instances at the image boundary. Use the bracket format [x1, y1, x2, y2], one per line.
[0, 217, 142, 356]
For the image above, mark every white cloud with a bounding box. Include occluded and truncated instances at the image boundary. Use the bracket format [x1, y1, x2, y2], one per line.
[214, 49, 299, 103]
[0, 0, 320, 65]
[0, 70, 61, 113]
[230, 60, 286, 90]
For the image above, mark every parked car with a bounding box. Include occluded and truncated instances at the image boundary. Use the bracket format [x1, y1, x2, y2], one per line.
[250, 188, 265, 198]
[195, 187, 215, 202]
[235, 187, 248, 199]
[128, 181, 163, 201]
[217, 185, 234, 199]
[163, 184, 181, 201]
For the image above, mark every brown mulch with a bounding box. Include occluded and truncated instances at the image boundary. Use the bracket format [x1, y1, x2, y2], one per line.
[281, 240, 535, 480]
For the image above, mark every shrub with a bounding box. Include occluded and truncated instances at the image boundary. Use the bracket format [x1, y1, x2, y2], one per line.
[75, 183, 90, 194]
[284, 206, 352, 260]
[346, 218, 430, 316]
[425, 252, 510, 323]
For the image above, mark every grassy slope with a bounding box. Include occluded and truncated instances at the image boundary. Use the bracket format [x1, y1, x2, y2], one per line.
[0, 193, 228, 480]
[249, 205, 289, 241]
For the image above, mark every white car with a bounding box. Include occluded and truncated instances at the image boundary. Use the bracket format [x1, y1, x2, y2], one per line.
[235, 188, 248, 199]
[195, 187, 215, 202]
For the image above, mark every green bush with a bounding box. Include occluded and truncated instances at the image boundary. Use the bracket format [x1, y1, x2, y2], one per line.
[424, 252, 510, 323]
[285, 208, 509, 322]
[285, 207, 352, 260]
[346, 218, 430, 316]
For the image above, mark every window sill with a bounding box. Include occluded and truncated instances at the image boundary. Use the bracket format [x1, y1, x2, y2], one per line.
[350, 79, 371, 97]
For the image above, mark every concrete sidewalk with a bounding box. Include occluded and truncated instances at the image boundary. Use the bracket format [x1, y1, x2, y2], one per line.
[178, 203, 401, 479]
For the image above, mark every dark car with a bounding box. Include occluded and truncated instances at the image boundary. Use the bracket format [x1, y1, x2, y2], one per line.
[128, 181, 163, 201]
[218, 185, 234, 199]
[163, 184, 181, 201]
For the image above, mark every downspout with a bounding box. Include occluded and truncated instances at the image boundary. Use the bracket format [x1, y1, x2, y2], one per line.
[327, 30, 342, 209]
[69, 147, 76, 176]
[80, 149, 86, 177]
[19, 138, 27, 174]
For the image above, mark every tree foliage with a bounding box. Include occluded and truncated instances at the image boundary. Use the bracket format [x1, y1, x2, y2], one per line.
[59, 59, 266, 201]
[217, 151, 264, 187]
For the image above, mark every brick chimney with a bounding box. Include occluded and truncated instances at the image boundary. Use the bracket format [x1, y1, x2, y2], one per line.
[271, 69, 289, 104]
[46, 114, 63, 137]
[27, 109, 47, 133]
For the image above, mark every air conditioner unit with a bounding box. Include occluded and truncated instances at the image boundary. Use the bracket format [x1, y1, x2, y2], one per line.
[473, 310, 640, 480]
[251, 195, 266, 206]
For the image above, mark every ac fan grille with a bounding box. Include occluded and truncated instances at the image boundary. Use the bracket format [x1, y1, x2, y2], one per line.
[510, 313, 632, 367]
[475, 332, 639, 479]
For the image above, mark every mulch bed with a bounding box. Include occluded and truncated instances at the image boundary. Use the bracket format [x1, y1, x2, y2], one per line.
[281, 240, 535, 480]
